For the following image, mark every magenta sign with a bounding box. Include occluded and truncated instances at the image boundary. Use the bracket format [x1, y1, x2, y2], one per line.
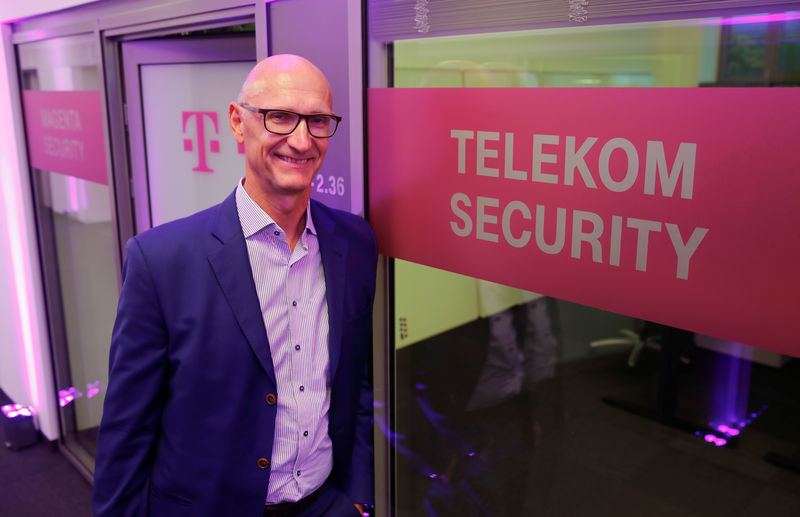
[181, 110, 245, 172]
[368, 87, 800, 356]
[22, 90, 108, 185]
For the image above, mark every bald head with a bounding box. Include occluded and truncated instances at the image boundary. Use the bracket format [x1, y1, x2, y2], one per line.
[237, 54, 332, 108]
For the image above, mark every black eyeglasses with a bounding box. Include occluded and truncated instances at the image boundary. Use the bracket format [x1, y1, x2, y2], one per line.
[239, 104, 342, 138]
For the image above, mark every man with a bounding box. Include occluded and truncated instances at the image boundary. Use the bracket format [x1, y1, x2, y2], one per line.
[93, 55, 376, 517]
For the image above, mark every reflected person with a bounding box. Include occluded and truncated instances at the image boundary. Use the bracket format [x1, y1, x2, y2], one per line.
[93, 55, 377, 517]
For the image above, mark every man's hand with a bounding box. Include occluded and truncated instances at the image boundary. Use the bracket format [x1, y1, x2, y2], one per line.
[354, 503, 365, 515]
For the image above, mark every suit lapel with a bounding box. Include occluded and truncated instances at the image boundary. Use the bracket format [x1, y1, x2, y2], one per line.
[207, 191, 276, 384]
[312, 200, 348, 380]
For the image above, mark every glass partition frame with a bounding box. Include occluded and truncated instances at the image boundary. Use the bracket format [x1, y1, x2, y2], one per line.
[368, 7, 800, 517]
[17, 31, 117, 480]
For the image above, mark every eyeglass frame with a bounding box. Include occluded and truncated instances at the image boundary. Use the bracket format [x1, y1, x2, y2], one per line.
[238, 103, 342, 138]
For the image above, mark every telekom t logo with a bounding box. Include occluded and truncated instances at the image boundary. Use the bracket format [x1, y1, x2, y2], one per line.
[182, 111, 245, 172]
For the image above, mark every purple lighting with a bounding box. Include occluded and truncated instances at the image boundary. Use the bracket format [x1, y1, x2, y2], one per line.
[715, 424, 741, 437]
[0, 148, 42, 416]
[704, 434, 728, 447]
[86, 380, 102, 399]
[1, 404, 34, 419]
[58, 387, 83, 408]
[698, 12, 800, 26]
[68, 177, 79, 212]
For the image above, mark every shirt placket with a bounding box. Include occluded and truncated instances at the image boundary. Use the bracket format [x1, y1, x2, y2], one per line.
[286, 236, 310, 482]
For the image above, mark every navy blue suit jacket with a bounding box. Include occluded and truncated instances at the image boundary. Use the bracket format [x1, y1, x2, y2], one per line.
[93, 191, 377, 517]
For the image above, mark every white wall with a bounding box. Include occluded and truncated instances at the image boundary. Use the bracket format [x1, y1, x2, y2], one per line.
[0, 1, 100, 23]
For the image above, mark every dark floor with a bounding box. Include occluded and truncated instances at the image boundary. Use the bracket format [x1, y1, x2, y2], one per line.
[0, 392, 92, 517]
[393, 314, 800, 517]
[1, 333, 799, 517]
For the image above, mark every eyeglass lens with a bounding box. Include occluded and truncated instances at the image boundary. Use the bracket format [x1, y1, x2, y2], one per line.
[265, 111, 337, 137]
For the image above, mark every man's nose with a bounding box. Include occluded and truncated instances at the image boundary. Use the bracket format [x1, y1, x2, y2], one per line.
[287, 119, 313, 150]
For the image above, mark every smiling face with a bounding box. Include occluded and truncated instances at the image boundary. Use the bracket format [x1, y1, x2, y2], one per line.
[229, 55, 333, 208]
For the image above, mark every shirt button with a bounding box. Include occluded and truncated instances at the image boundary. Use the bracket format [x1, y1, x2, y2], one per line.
[257, 458, 270, 469]
[295, 345, 300, 351]
[296, 470, 301, 477]
[292, 300, 297, 307]
[265, 393, 277, 405]
[274, 230, 279, 236]
[299, 385, 305, 392]
[303, 430, 309, 437]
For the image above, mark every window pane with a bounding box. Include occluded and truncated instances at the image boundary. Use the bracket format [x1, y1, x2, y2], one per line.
[777, 19, 800, 74]
[18, 34, 117, 470]
[722, 22, 768, 78]
[381, 14, 799, 517]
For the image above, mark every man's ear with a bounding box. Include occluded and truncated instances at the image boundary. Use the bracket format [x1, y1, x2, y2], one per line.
[229, 102, 245, 144]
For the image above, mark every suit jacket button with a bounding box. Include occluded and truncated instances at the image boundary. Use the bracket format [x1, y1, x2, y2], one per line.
[257, 457, 270, 469]
[265, 393, 277, 405]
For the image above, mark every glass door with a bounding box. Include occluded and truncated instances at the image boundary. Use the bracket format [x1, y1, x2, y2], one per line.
[368, 8, 800, 517]
[18, 33, 118, 475]
[121, 33, 256, 231]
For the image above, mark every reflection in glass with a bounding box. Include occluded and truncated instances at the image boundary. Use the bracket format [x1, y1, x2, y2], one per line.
[777, 20, 800, 74]
[18, 34, 118, 468]
[385, 14, 800, 516]
[722, 22, 768, 78]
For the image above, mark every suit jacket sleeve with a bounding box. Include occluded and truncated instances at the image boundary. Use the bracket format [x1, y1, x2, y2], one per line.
[343, 225, 378, 504]
[345, 353, 375, 504]
[93, 237, 170, 517]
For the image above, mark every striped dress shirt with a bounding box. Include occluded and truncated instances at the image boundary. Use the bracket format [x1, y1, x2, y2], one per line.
[235, 182, 333, 504]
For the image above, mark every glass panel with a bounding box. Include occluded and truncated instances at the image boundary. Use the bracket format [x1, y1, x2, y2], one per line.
[18, 34, 117, 467]
[393, 20, 722, 89]
[379, 14, 800, 517]
[777, 19, 800, 74]
[139, 61, 255, 226]
[721, 22, 768, 78]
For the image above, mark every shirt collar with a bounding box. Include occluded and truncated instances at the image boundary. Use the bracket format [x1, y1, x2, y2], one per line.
[235, 179, 316, 239]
